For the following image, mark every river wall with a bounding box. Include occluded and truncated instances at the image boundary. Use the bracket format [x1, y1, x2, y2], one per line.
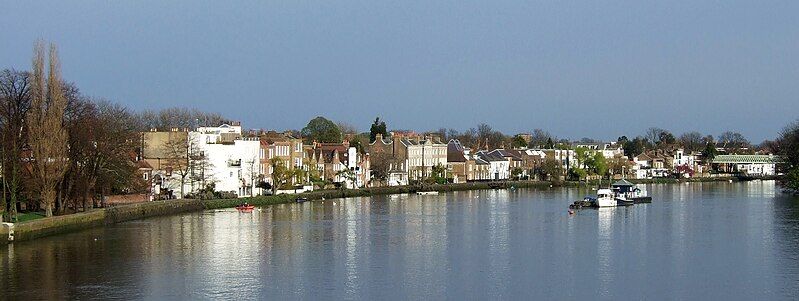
[1, 177, 746, 245]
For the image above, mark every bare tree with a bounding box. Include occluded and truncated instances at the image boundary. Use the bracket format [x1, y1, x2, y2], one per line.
[679, 131, 704, 152]
[645, 127, 666, 146]
[336, 121, 358, 135]
[718, 131, 750, 153]
[369, 151, 400, 186]
[160, 137, 191, 198]
[0, 69, 30, 221]
[27, 42, 69, 217]
[529, 129, 553, 148]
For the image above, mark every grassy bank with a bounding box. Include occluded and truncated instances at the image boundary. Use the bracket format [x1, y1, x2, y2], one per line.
[2, 177, 751, 245]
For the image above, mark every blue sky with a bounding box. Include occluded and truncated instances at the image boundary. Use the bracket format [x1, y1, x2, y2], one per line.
[2, 1, 797, 142]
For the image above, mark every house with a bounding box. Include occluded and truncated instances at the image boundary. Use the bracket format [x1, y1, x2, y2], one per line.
[491, 149, 525, 179]
[519, 149, 546, 178]
[711, 155, 778, 176]
[475, 150, 510, 180]
[631, 153, 652, 179]
[140, 128, 190, 199]
[192, 124, 262, 197]
[309, 142, 370, 189]
[447, 139, 469, 183]
[402, 136, 448, 181]
[367, 133, 409, 186]
[470, 155, 492, 181]
[259, 131, 306, 189]
[537, 149, 576, 176]
[671, 149, 703, 178]
[572, 142, 624, 159]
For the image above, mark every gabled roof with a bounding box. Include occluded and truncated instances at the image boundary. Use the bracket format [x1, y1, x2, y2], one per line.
[447, 139, 467, 162]
[492, 149, 523, 161]
[472, 155, 489, 165]
[476, 150, 505, 162]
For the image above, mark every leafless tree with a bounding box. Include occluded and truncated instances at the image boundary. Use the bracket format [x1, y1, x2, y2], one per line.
[27, 42, 69, 217]
[135, 107, 229, 131]
[369, 151, 400, 186]
[0, 69, 30, 221]
[528, 129, 553, 148]
[160, 136, 192, 198]
[718, 131, 750, 153]
[645, 127, 666, 145]
[679, 131, 704, 152]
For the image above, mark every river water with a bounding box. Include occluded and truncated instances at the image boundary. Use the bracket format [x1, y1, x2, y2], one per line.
[2, 181, 798, 300]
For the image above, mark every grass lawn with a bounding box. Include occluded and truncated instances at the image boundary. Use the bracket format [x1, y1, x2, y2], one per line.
[14, 212, 46, 223]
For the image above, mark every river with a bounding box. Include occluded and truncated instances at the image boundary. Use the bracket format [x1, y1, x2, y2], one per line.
[2, 181, 799, 300]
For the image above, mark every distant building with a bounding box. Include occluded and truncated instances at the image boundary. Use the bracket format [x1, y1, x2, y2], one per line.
[712, 155, 778, 176]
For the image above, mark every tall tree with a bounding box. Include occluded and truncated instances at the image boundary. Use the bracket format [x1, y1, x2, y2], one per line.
[645, 127, 666, 146]
[301, 116, 341, 144]
[511, 135, 527, 149]
[0, 69, 30, 221]
[160, 135, 193, 198]
[369, 117, 387, 142]
[27, 42, 69, 217]
[679, 131, 704, 152]
[777, 121, 799, 189]
[718, 131, 750, 153]
[528, 129, 553, 148]
[369, 151, 400, 185]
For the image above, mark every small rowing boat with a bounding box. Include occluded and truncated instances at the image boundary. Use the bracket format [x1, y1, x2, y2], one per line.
[236, 204, 255, 211]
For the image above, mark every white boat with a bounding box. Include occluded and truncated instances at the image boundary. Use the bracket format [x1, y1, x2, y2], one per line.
[596, 189, 616, 207]
[416, 191, 439, 196]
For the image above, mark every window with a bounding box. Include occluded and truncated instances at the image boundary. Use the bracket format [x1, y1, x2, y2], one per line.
[295, 143, 302, 152]
[143, 173, 149, 180]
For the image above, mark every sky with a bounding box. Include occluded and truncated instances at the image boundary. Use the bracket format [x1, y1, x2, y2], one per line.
[1, 1, 797, 142]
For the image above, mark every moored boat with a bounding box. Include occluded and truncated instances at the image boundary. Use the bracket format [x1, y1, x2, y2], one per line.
[612, 180, 650, 204]
[295, 197, 308, 203]
[416, 191, 439, 196]
[596, 189, 616, 207]
[236, 204, 255, 211]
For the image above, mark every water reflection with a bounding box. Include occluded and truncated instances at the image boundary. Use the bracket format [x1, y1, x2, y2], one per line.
[2, 181, 798, 300]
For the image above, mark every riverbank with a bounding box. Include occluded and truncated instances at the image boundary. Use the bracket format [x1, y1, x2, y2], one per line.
[2, 176, 750, 245]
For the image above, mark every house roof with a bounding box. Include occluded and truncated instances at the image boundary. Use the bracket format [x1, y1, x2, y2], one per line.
[472, 155, 489, 165]
[492, 149, 523, 161]
[476, 150, 505, 162]
[711, 155, 778, 164]
[447, 140, 467, 162]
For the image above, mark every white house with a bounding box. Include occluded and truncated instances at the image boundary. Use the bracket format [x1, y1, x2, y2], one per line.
[403, 137, 448, 181]
[475, 150, 510, 180]
[191, 124, 263, 197]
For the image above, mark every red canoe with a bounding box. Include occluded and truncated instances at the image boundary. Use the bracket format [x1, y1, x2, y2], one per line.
[236, 205, 255, 211]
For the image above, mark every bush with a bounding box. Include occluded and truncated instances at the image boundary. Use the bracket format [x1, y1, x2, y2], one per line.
[785, 168, 799, 193]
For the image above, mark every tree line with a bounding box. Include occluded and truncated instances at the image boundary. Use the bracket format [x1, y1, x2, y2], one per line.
[0, 42, 230, 221]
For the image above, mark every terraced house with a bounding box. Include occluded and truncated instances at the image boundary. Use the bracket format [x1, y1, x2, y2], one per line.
[259, 131, 306, 189]
[402, 136, 448, 181]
